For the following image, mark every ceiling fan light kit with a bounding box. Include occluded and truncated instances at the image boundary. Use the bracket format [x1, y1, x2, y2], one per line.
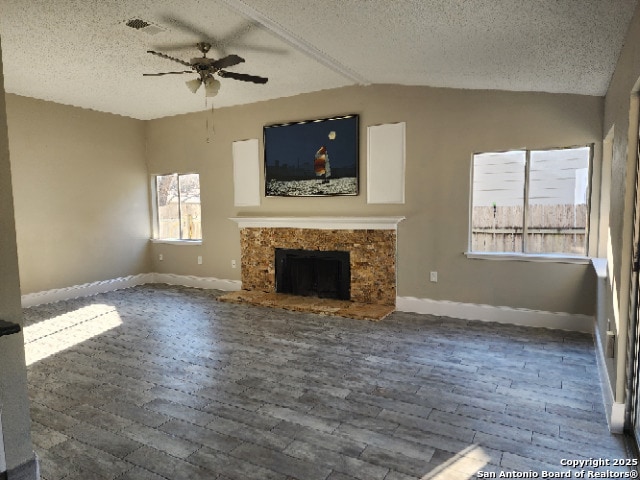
[204, 77, 221, 97]
[185, 77, 202, 94]
[144, 42, 268, 97]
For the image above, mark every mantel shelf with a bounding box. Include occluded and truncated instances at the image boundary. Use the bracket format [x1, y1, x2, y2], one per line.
[229, 216, 406, 230]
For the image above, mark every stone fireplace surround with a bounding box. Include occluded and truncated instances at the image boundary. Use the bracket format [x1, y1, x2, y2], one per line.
[230, 217, 405, 307]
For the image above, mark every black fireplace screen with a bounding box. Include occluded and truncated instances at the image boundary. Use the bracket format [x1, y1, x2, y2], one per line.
[275, 249, 350, 300]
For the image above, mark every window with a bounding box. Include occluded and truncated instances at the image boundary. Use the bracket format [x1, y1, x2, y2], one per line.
[470, 146, 591, 256]
[155, 173, 201, 240]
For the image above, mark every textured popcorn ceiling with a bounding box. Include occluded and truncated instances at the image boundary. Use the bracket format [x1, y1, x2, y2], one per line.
[0, 0, 636, 120]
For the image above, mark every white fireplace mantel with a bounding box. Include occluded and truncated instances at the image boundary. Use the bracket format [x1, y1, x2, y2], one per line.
[229, 216, 405, 230]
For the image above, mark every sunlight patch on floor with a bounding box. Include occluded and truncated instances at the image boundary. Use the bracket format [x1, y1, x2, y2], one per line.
[421, 445, 491, 479]
[24, 304, 122, 365]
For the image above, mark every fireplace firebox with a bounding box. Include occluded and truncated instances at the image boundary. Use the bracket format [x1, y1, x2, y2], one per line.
[275, 249, 350, 300]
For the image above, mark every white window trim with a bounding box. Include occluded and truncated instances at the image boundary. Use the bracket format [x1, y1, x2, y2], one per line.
[464, 251, 590, 264]
[150, 239, 202, 246]
[468, 144, 593, 260]
[150, 172, 202, 243]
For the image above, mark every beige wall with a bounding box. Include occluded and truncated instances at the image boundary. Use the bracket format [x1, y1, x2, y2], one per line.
[147, 84, 602, 316]
[0, 49, 609, 447]
[0, 37, 36, 475]
[603, 3, 640, 404]
[5, 94, 151, 294]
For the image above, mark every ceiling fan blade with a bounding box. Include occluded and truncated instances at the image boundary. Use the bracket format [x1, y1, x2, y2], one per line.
[159, 15, 226, 55]
[221, 20, 254, 44]
[229, 43, 288, 55]
[147, 50, 192, 68]
[212, 54, 245, 69]
[143, 71, 192, 76]
[219, 70, 268, 84]
[160, 15, 214, 42]
[150, 42, 203, 52]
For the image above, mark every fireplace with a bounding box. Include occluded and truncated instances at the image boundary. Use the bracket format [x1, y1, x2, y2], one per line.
[275, 249, 350, 300]
[229, 216, 405, 307]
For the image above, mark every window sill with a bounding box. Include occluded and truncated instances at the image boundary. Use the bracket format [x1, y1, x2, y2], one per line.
[591, 257, 608, 279]
[150, 239, 202, 246]
[464, 251, 590, 264]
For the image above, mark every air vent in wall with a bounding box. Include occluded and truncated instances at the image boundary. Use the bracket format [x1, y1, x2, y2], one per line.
[124, 18, 165, 35]
[126, 18, 150, 29]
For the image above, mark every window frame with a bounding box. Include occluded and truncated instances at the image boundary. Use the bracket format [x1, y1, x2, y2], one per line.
[151, 172, 202, 245]
[466, 144, 593, 263]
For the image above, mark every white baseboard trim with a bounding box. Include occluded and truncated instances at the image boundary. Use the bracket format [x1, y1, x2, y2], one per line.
[593, 319, 626, 433]
[23, 279, 592, 332]
[610, 403, 626, 434]
[21, 273, 241, 307]
[396, 296, 594, 333]
[21, 274, 154, 308]
[151, 273, 241, 291]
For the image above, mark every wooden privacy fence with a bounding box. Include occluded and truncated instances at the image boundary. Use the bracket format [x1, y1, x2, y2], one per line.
[471, 204, 587, 254]
[158, 217, 202, 240]
[158, 204, 202, 240]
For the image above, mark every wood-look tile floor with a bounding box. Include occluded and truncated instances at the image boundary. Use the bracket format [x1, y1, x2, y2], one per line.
[22, 284, 635, 480]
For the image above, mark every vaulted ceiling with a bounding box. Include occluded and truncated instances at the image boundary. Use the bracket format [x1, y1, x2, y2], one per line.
[0, 0, 636, 120]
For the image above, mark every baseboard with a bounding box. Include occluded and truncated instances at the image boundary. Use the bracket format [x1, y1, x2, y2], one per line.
[593, 319, 626, 433]
[396, 296, 593, 333]
[21, 273, 241, 307]
[21, 274, 154, 308]
[150, 273, 241, 291]
[23, 278, 592, 332]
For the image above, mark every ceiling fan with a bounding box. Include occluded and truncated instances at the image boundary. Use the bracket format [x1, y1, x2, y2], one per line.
[144, 42, 268, 97]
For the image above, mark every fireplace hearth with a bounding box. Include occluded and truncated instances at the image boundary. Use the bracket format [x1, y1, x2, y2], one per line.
[275, 249, 350, 300]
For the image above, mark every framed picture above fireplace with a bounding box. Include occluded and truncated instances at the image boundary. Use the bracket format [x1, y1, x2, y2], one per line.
[264, 114, 359, 197]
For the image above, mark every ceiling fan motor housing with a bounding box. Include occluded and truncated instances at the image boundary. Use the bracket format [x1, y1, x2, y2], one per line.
[196, 42, 212, 55]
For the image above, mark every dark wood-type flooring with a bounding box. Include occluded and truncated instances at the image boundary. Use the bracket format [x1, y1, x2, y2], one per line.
[22, 284, 635, 479]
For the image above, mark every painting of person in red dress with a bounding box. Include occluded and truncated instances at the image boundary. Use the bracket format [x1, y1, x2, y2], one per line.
[314, 146, 331, 184]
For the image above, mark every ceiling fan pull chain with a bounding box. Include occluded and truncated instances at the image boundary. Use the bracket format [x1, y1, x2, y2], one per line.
[211, 99, 216, 134]
[205, 97, 210, 143]
[205, 97, 215, 143]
